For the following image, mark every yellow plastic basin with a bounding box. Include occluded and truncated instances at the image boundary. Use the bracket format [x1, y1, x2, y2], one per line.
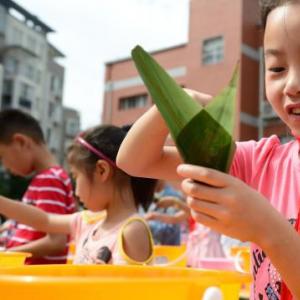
[153, 245, 187, 267]
[0, 264, 252, 300]
[0, 252, 31, 267]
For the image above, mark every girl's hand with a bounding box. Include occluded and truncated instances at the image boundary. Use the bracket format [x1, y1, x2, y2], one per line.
[144, 212, 160, 221]
[156, 196, 180, 209]
[177, 164, 286, 247]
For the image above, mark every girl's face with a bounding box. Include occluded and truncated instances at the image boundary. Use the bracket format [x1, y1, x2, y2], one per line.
[264, 3, 300, 135]
[72, 166, 108, 212]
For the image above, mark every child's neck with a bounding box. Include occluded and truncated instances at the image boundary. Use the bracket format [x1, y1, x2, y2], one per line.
[105, 207, 136, 225]
[104, 187, 137, 225]
[33, 144, 58, 172]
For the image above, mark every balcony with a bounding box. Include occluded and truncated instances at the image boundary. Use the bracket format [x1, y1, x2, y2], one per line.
[1, 44, 38, 58]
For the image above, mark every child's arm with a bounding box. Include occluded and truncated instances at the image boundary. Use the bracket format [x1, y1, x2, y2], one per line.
[121, 220, 153, 263]
[145, 211, 189, 224]
[8, 233, 67, 256]
[117, 105, 181, 181]
[157, 196, 190, 214]
[117, 91, 212, 181]
[177, 164, 300, 297]
[145, 196, 191, 224]
[0, 196, 73, 234]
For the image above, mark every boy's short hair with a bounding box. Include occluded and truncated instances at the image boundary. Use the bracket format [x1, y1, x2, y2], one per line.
[0, 109, 45, 144]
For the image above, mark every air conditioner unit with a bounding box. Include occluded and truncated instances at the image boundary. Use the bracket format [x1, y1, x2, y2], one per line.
[262, 101, 278, 119]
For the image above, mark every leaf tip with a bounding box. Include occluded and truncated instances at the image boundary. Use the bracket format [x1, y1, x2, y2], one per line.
[131, 45, 144, 56]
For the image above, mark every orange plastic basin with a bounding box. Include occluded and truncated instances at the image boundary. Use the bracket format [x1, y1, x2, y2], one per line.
[0, 264, 252, 300]
[0, 251, 31, 267]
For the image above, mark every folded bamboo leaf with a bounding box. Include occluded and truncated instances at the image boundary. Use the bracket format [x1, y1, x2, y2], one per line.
[132, 45, 202, 138]
[205, 65, 238, 135]
[131, 45, 237, 172]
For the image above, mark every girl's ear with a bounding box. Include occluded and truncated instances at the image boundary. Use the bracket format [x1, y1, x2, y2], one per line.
[95, 160, 113, 182]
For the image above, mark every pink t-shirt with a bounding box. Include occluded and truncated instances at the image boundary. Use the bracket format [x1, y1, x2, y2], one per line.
[230, 135, 300, 299]
[70, 211, 153, 265]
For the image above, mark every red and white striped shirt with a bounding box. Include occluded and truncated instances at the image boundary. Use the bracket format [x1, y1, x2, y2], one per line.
[6, 166, 76, 264]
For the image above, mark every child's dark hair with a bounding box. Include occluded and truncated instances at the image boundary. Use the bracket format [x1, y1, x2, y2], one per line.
[0, 109, 45, 144]
[260, 0, 296, 28]
[68, 124, 156, 210]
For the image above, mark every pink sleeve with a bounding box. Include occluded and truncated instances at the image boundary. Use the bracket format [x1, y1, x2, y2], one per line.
[230, 135, 280, 185]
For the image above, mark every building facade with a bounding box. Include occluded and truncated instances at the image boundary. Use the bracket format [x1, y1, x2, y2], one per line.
[0, 0, 80, 164]
[62, 107, 81, 170]
[103, 0, 287, 142]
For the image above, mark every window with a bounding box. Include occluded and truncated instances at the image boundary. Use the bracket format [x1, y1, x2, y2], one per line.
[66, 119, 79, 136]
[5, 57, 19, 74]
[20, 83, 34, 100]
[49, 101, 55, 117]
[50, 75, 62, 94]
[202, 36, 224, 65]
[19, 98, 32, 109]
[119, 94, 148, 110]
[25, 64, 34, 80]
[1, 96, 12, 109]
[3, 80, 13, 95]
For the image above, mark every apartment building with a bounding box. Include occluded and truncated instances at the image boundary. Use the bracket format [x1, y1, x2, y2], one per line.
[62, 107, 81, 169]
[0, 0, 80, 163]
[103, 0, 287, 142]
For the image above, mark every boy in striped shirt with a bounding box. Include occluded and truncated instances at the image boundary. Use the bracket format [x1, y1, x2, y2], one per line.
[0, 109, 76, 264]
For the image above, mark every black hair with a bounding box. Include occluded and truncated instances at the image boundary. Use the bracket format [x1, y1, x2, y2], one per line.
[0, 109, 45, 144]
[67, 124, 156, 210]
[260, 0, 296, 28]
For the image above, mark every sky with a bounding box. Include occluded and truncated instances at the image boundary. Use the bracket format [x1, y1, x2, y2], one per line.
[17, 0, 190, 129]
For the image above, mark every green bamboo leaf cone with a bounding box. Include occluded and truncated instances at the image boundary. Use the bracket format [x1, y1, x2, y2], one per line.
[131, 45, 238, 173]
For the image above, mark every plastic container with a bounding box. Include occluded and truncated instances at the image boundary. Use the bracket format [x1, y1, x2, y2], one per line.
[229, 246, 251, 299]
[153, 245, 187, 267]
[196, 257, 236, 270]
[0, 252, 31, 267]
[232, 248, 250, 273]
[66, 241, 76, 264]
[0, 264, 252, 300]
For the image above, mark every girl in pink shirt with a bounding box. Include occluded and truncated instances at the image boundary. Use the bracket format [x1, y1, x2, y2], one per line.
[117, 1, 300, 298]
[0, 125, 156, 265]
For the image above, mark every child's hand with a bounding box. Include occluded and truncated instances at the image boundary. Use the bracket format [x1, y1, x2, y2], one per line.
[145, 212, 160, 221]
[156, 197, 180, 209]
[183, 89, 212, 106]
[177, 164, 286, 247]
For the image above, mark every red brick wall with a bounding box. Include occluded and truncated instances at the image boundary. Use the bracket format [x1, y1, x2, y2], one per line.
[103, 45, 187, 125]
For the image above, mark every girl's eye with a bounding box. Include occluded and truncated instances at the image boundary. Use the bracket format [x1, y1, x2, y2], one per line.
[269, 67, 285, 73]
